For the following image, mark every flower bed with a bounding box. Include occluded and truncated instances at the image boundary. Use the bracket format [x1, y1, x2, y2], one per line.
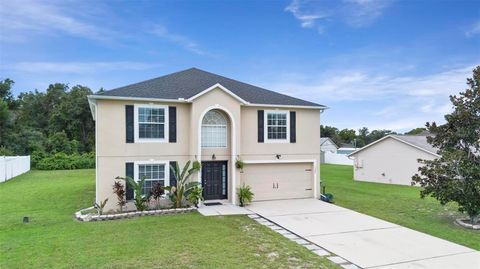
[74, 207, 196, 222]
[455, 218, 480, 230]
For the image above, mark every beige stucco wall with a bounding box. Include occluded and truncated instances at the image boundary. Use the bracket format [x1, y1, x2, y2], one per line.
[351, 137, 437, 185]
[189, 88, 241, 204]
[93, 87, 322, 211]
[240, 106, 321, 199]
[95, 99, 192, 211]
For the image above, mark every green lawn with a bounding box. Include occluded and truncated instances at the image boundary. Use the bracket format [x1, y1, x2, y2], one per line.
[0, 170, 336, 269]
[321, 164, 479, 250]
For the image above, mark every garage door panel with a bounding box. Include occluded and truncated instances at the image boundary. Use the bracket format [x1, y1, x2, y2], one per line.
[242, 163, 313, 201]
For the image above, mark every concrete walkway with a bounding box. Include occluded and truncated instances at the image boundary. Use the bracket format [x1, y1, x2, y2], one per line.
[247, 199, 480, 269]
[197, 202, 251, 216]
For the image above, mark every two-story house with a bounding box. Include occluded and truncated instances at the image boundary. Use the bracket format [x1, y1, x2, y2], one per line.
[88, 68, 326, 210]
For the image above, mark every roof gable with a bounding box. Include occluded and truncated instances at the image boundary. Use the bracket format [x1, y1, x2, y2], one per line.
[348, 135, 440, 157]
[320, 137, 338, 148]
[95, 68, 325, 108]
[186, 83, 248, 104]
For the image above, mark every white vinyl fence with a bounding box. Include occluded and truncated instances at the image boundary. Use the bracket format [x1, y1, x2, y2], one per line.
[324, 151, 353, 165]
[0, 156, 31, 183]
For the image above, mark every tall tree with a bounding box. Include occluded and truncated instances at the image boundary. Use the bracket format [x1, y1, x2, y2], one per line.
[368, 129, 395, 143]
[320, 125, 342, 145]
[338, 128, 356, 145]
[0, 78, 17, 109]
[405, 127, 426, 135]
[412, 66, 480, 224]
[357, 127, 369, 147]
[50, 85, 95, 152]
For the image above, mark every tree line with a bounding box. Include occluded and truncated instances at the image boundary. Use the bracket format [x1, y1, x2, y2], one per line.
[0, 77, 426, 166]
[320, 125, 426, 148]
[0, 79, 96, 168]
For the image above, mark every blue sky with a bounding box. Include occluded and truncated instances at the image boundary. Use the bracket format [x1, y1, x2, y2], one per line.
[1, 0, 479, 132]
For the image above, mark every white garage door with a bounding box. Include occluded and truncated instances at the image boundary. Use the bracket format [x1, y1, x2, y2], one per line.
[242, 163, 313, 201]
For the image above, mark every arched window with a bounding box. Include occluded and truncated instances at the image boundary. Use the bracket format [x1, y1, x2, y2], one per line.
[201, 110, 227, 148]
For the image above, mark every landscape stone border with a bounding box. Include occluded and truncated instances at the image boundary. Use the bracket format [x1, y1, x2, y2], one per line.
[248, 214, 361, 269]
[455, 218, 480, 230]
[74, 207, 196, 222]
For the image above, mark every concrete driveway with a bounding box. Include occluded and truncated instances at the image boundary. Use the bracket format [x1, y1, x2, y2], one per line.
[247, 199, 479, 269]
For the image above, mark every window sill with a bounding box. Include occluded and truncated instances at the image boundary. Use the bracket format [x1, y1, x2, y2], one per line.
[134, 139, 168, 143]
[264, 139, 289, 144]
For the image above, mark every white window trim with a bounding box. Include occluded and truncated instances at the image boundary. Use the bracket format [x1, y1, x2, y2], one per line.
[133, 160, 170, 198]
[134, 104, 169, 143]
[201, 111, 228, 149]
[264, 109, 290, 143]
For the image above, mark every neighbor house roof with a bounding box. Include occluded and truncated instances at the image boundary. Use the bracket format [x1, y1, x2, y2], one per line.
[348, 135, 440, 157]
[320, 137, 338, 148]
[91, 68, 325, 108]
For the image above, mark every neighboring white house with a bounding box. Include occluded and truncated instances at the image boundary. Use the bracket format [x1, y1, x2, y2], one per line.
[348, 135, 440, 186]
[320, 137, 338, 153]
[337, 143, 357, 155]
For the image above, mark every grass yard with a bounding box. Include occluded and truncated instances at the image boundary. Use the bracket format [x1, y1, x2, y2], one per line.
[321, 164, 480, 250]
[0, 169, 336, 269]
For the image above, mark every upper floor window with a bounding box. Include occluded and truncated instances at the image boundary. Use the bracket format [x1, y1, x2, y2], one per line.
[265, 110, 289, 143]
[135, 104, 168, 142]
[201, 110, 227, 148]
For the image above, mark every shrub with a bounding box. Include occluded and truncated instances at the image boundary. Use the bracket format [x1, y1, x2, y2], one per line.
[238, 184, 254, 207]
[150, 182, 165, 209]
[116, 176, 150, 211]
[0, 145, 13, 156]
[112, 181, 126, 212]
[94, 198, 109, 215]
[35, 152, 95, 170]
[164, 161, 201, 208]
[187, 185, 203, 208]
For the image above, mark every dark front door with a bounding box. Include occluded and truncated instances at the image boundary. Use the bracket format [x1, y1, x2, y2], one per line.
[202, 161, 228, 200]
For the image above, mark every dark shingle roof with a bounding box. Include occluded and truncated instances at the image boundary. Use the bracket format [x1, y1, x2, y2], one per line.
[98, 68, 324, 107]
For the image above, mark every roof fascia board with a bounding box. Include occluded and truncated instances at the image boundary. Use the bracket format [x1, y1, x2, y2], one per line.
[244, 103, 326, 110]
[87, 92, 326, 110]
[186, 83, 249, 104]
[87, 95, 188, 103]
[87, 96, 97, 120]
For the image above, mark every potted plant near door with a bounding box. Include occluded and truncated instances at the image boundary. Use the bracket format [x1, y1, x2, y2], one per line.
[235, 159, 244, 172]
[238, 184, 254, 207]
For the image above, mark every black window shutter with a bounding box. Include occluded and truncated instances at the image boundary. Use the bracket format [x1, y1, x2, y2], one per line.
[169, 106, 177, 143]
[125, 105, 134, 143]
[258, 110, 264, 143]
[125, 162, 134, 200]
[169, 161, 177, 187]
[290, 111, 296, 143]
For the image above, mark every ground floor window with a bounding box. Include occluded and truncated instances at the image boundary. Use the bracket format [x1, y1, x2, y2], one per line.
[136, 162, 168, 196]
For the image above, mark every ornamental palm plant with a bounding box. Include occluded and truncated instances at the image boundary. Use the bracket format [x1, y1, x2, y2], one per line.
[164, 160, 201, 208]
[115, 176, 150, 211]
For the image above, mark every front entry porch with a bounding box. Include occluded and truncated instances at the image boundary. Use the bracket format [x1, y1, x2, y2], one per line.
[197, 200, 251, 216]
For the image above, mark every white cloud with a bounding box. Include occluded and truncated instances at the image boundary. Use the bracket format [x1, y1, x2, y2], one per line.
[150, 24, 207, 56]
[285, 0, 392, 33]
[0, 1, 210, 56]
[465, 21, 480, 37]
[0, 0, 114, 42]
[260, 64, 474, 132]
[8, 61, 162, 74]
[268, 65, 473, 102]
